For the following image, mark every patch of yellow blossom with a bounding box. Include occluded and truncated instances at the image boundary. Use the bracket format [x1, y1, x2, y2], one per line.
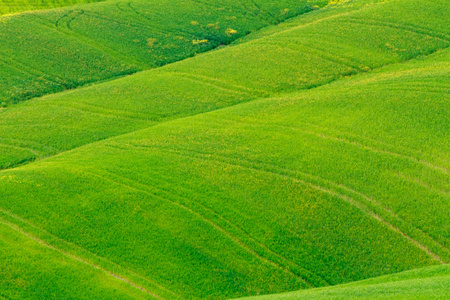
[192, 39, 208, 45]
[225, 28, 237, 36]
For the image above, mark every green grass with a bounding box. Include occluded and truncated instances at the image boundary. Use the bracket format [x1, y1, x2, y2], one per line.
[0, 0, 449, 298]
[0, 220, 153, 299]
[236, 264, 450, 299]
[1, 45, 448, 298]
[0, 0, 326, 106]
[0, 0, 104, 15]
[1, 0, 448, 170]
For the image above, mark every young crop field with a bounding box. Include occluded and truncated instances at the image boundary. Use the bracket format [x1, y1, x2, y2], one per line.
[0, 221, 150, 299]
[237, 264, 450, 299]
[0, 0, 449, 299]
[0, 0, 104, 15]
[0, 0, 327, 106]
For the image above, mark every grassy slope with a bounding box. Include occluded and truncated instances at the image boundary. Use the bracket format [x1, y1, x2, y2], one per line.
[0, 0, 104, 15]
[237, 265, 450, 299]
[1, 36, 448, 299]
[1, 0, 448, 169]
[0, 0, 326, 106]
[0, 0, 449, 298]
[0, 221, 153, 300]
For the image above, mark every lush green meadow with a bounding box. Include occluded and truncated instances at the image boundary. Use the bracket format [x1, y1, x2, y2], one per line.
[0, 0, 326, 106]
[0, 0, 104, 15]
[238, 264, 450, 299]
[0, 221, 152, 299]
[1, 45, 448, 298]
[0, 0, 449, 298]
[1, 0, 448, 170]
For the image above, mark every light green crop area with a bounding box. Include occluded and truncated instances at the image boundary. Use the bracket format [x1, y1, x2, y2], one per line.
[0, 0, 104, 15]
[0, 220, 152, 299]
[0, 0, 448, 299]
[237, 265, 450, 299]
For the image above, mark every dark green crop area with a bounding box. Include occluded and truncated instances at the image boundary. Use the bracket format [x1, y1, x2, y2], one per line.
[0, 0, 327, 106]
[0, 0, 449, 299]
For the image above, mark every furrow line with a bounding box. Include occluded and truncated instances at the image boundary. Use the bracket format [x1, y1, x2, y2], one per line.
[248, 0, 278, 21]
[99, 158, 330, 286]
[45, 104, 133, 120]
[65, 9, 83, 30]
[33, 13, 143, 67]
[73, 101, 152, 120]
[84, 169, 315, 288]
[272, 41, 361, 71]
[0, 218, 164, 299]
[343, 18, 450, 42]
[297, 120, 450, 167]
[167, 74, 254, 96]
[235, 0, 262, 21]
[109, 2, 163, 31]
[0, 143, 40, 155]
[0, 55, 62, 85]
[126, 2, 195, 37]
[369, 212, 446, 263]
[114, 1, 126, 14]
[46, 103, 150, 121]
[382, 87, 450, 95]
[0, 206, 178, 298]
[54, 9, 73, 27]
[207, 116, 450, 177]
[256, 0, 408, 42]
[0, 138, 57, 153]
[2, 27, 447, 175]
[165, 71, 267, 96]
[210, 114, 450, 177]
[288, 126, 450, 176]
[148, 146, 447, 263]
[148, 140, 449, 254]
[129, 165, 332, 286]
[395, 171, 450, 196]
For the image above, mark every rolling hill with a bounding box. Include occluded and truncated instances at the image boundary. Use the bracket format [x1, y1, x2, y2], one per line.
[237, 264, 450, 299]
[0, 0, 326, 106]
[0, 0, 449, 299]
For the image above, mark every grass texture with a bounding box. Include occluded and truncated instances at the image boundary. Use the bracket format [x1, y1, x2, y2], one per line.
[0, 0, 326, 106]
[237, 264, 450, 299]
[0, 0, 104, 15]
[0, 0, 448, 298]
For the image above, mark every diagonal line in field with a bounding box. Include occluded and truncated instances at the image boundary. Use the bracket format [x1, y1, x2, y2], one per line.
[164, 141, 449, 254]
[0, 206, 180, 299]
[83, 169, 316, 288]
[265, 123, 450, 176]
[342, 18, 450, 43]
[32, 13, 144, 68]
[145, 145, 447, 264]
[0, 218, 164, 299]
[1, 0, 448, 174]
[96, 159, 331, 286]
[1, 44, 448, 175]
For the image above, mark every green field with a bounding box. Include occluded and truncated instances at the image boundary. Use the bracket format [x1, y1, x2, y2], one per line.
[0, 0, 449, 298]
[0, 0, 104, 15]
[0, 0, 326, 106]
[237, 264, 450, 299]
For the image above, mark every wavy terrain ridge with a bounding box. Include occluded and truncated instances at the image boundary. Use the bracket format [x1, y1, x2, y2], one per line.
[0, 0, 325, 106]
[237, 265, 450, 299]
[0, 0, 449, 299]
